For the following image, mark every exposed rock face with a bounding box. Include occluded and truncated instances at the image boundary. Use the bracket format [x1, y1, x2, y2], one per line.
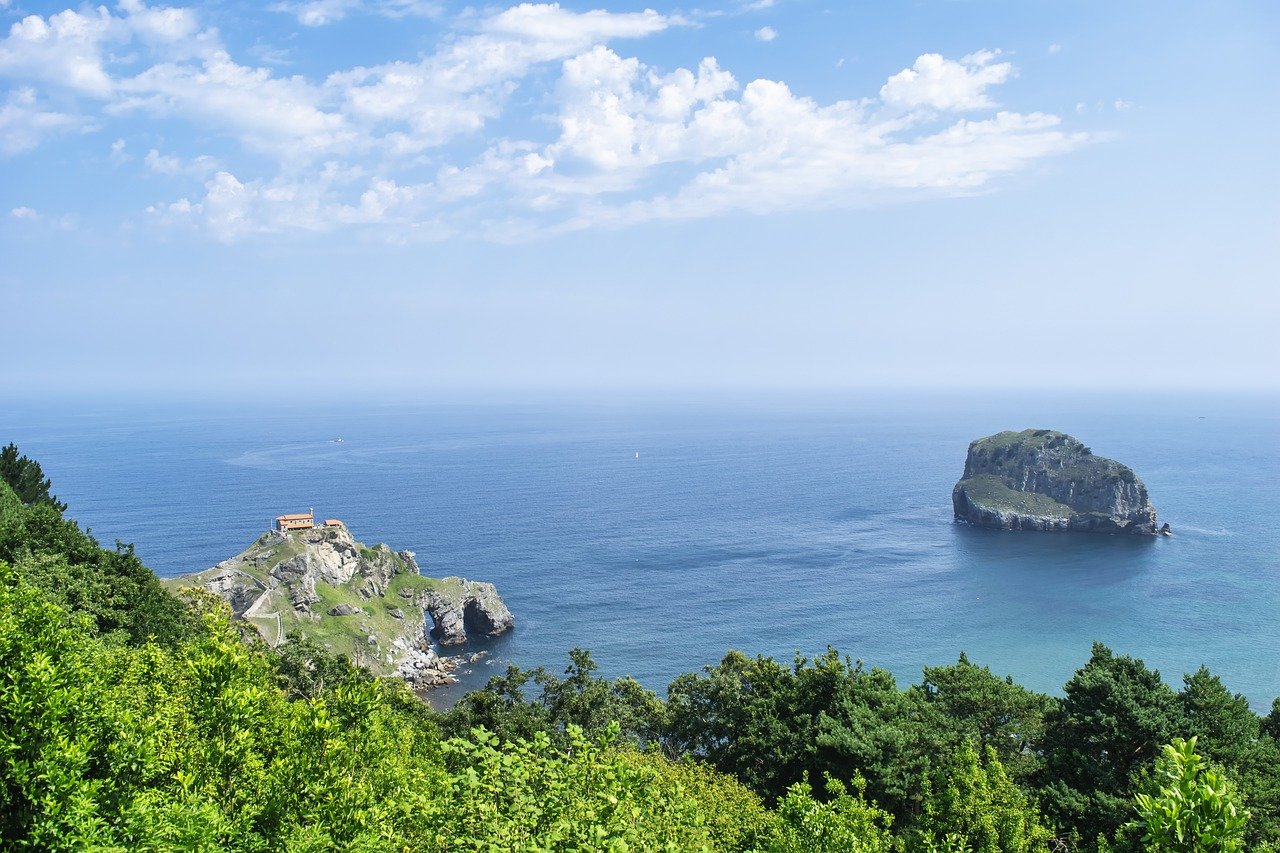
[166, 523, 513, 691]
[243, 527, 418, 614]
[196, 567, 266, 617]
[953, 429, 1161, 535]
[425, 580, 516, 646]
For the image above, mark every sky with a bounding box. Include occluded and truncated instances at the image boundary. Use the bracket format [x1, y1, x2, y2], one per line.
[1, 0, 1277, 398]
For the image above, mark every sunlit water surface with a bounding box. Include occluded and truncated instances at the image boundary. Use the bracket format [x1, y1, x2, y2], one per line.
[5, 392, 1277, 710]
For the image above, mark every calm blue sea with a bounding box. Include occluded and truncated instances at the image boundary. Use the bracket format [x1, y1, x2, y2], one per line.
[3, 391, 1278, 711]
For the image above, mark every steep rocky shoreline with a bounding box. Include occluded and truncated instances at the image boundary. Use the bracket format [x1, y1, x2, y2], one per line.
[952, 429, 1166, 535]
[166, 524, 514, 689]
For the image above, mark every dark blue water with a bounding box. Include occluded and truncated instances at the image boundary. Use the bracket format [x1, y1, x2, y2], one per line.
[3, 392, 1277, 710]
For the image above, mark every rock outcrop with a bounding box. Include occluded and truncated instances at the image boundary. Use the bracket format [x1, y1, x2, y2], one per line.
[165, 523, 514, 690]
[425, 580, 516, 646]
[952, 429, 1162, 535]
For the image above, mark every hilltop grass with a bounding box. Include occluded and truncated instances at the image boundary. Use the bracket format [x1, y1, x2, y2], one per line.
[957, 474, 1073, 518]
[971, 429, 1070, 452]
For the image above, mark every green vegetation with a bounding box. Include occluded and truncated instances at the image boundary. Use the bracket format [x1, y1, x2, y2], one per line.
[0, 442, 66, 512]
[0, 478, 194, 647]
[162, 527, 462, 674]
[955, 474, 1075, 518]
[971, 429, 1072, 454]
[3, 443, 1279, 851]
[1129, 738, 1249, 852]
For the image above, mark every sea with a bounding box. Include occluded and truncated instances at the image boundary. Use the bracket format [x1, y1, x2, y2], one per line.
[3, 391, 1278, 711]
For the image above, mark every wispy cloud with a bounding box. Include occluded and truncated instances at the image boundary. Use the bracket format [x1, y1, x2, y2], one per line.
[271, 0, 444, 27]
[8, 204, 76, 229]
[1, 2, 1090, 243]
[0, 87, 94, 153]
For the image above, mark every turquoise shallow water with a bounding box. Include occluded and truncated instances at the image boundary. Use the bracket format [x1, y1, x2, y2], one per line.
[3, 391, 1278, 710]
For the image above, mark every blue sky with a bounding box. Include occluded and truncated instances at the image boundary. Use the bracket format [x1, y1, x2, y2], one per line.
[1, 0, 1276, 397]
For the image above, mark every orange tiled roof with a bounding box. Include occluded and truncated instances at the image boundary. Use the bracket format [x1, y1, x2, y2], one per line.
[276, 513, 314, 521]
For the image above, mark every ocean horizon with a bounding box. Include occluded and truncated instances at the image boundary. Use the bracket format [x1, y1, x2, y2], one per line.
[4, 389, 1277, 711]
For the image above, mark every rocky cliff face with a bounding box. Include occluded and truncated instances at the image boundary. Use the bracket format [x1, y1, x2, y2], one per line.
[952, 429, 1164, 535]
[425, 580, 515, 646]
[166, 524, 515, 689]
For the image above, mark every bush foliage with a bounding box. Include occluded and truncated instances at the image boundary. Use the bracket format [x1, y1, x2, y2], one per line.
[2, 445, 1278, 851]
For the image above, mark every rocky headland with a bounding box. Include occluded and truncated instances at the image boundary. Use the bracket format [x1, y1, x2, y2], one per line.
[165, 523, 514, 689]
[952, 429, 1167, 535]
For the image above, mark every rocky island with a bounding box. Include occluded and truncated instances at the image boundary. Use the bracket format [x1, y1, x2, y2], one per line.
[165, 519, 514, 688]
[952, 429, 1168, 535]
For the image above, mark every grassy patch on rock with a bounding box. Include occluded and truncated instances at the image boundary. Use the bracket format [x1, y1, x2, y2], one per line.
[957, 474, 1073, 518]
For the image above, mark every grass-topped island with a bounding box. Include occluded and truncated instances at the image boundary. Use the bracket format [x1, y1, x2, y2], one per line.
[165, 520, 513, 687]
[952, 429, 1167, 535]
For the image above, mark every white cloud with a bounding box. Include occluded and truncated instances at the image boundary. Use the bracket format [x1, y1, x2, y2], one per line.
[0, 3, 1090, 242]
[272, 0, 444, 27]
[145, 147, 216, 175]
[1048, 43, 1061, 54]
[247, 41, 293, 66]
[2, 2, 683, 165]
[1114, 99, 1133, 111]
[327, 4, 678, 156]
[8, 203, 76, 228]
[550, 48, 739, 172]
[0, 9, 117, 97]
[157, 46, 1085, 241]
[880, 50, 1012, 112]
[754, 26, 776, 43]
[482, 4, 672, 45]
[118, 50, 355, 159]
[0, 86, 91, 153]
[0, 3, 208, 98]
[274, 0, 362, 26]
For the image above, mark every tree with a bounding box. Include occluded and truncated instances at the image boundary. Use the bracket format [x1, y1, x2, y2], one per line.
[0, 481, 194, 647]
[916, 652, 1054, 784]
[1178, 667, 1280, 848]
[438, 648, 668, 749]
[1130, 737, 1249, 852]
[1262, 697, 1280, 742]
[766, 774, 896, 853]
[1037, 643, 1188, 847]
[666, 647, 949, 817]
[1180, 668, 1258, 769]
[0, 443, 65, 512]
[910, 741, 1052, 853]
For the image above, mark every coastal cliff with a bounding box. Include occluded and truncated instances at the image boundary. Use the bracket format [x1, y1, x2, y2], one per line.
[165, 523, 514, 688]
[952, 429, 1165, 535]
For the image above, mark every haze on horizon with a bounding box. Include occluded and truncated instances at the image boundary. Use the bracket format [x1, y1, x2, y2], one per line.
[1, 0, 1277, 399]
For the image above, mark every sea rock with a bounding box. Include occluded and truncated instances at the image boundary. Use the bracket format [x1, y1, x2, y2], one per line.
[952, 429, 1161, 535]
[425, 579, 516, 646]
